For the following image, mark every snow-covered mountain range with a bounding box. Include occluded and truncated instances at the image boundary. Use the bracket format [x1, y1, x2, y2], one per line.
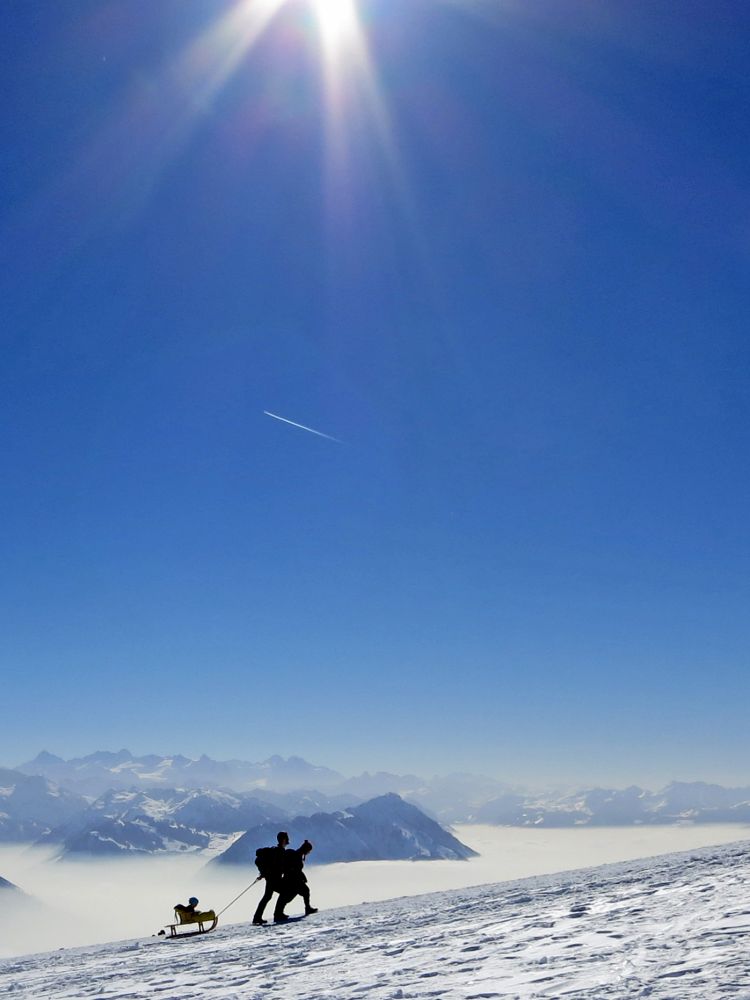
[0, 770, 469, 861]
[214, 793, 477, 865]
[36, 788, 289, 857]
[16, 751, 344, 797]
[8, 750, 750, 860]
[0, 767, 88, 841]
[14, 751, 510, 821]
[474, 782, 750, 826]
[39, 791, 474, 863]
[4, 838, 750, 998]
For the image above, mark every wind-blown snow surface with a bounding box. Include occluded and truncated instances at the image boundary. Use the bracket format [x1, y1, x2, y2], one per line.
[5, 840, 750, 998]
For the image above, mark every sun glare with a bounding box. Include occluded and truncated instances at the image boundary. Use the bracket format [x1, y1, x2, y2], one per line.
[311, 0, 358, 55]
[164, 0, 403, 217]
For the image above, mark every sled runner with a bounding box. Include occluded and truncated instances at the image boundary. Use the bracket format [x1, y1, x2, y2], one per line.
[164, 906, 218, 938]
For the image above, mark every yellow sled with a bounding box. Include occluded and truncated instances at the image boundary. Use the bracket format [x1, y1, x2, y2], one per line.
[164, 906, 218, 938]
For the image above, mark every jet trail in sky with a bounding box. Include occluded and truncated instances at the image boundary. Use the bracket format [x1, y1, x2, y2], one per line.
[263, 410, 342, 443]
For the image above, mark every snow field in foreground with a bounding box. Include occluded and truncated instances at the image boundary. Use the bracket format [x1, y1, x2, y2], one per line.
[3, 840, 750, 999]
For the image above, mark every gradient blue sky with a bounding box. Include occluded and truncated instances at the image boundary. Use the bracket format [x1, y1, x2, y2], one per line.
[2, 0, 749, 787]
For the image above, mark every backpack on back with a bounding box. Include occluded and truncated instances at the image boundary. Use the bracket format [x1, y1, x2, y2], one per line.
[255, 846, 281, 878]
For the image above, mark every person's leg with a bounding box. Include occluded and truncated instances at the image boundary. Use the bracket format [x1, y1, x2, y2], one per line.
[274, 887, 296, 921]
[253, 883, 274, 924]
[301, 884, 317, 914]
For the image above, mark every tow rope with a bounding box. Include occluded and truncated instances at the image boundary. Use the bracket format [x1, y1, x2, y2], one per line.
[215, 876, 262, 918]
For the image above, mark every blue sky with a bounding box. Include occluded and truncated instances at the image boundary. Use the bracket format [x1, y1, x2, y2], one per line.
[2, 0, 749, 787]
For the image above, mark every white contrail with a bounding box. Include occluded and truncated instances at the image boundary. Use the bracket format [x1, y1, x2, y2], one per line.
[263, 410, 342, 443]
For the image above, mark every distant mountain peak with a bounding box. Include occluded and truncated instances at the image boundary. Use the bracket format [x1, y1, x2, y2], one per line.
[214, 791, 476, 866]
[31, 751, 64, 765]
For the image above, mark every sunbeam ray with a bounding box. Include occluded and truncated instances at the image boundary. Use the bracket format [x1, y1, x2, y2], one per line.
[176, 0, 285, 113]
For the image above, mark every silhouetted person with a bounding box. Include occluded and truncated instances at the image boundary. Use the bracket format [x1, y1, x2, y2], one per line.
[253, 831, 290, 925]
[274, 839, 317, 922]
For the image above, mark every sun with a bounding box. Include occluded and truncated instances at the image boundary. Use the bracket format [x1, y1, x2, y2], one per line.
[161, 0, 388, 190]
[310, 0, 358, 55]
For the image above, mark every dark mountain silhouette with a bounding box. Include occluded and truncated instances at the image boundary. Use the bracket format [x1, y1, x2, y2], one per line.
[213, 793, 477, 865]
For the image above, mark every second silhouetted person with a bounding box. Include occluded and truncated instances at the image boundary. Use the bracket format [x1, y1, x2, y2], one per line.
[274, 839, 317, 922]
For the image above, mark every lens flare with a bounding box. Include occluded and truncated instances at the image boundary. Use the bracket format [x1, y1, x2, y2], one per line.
[43, 0, 409, 256]
[311, 0, 358, 54]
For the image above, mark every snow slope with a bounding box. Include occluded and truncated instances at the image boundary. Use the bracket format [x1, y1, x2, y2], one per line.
[3, 840, 750, 999]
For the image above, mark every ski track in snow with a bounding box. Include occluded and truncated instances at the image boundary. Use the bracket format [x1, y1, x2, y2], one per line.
[4, 842, 750, 999]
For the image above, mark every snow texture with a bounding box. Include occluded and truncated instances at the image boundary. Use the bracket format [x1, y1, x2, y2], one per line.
[3, 840, 750, 998]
